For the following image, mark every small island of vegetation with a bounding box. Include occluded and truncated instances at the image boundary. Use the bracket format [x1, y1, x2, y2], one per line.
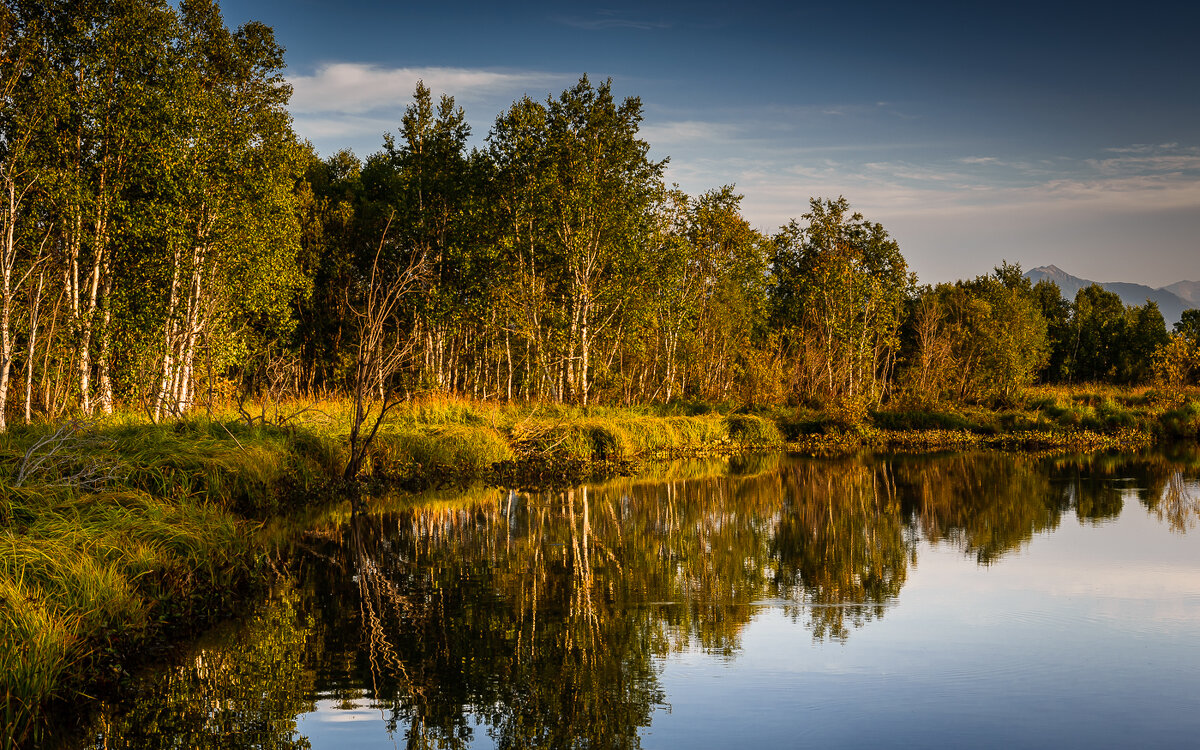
[2, 0, 1199, 745]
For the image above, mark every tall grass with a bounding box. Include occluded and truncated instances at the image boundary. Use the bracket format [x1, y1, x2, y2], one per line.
[0, 483, 254, 746]
[0, 419, 276, 746]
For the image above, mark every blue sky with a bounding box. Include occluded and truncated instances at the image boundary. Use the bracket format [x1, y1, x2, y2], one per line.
[221, 0, 1200, 287]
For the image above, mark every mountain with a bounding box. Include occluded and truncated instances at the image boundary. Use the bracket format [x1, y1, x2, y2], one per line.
[1162, 280, 1200, 306]
[1024, 265, 1194, 326]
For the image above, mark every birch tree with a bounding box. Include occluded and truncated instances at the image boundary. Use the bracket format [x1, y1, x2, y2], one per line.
[150, 0, 303, 418]
[770, 197, 909, 408]
[535, 76, 664, 404]
[0, 0, 48, 431]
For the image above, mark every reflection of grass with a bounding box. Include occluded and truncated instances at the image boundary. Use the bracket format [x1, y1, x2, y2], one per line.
[64, 579, 317, 747]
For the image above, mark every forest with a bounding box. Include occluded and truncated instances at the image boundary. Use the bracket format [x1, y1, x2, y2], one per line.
[2, 0, 1199, 437]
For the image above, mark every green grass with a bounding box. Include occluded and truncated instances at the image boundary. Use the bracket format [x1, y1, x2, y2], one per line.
[369, 424, 515, 476]
[723, 414, 783, 446]
[510, 414, 728, 460]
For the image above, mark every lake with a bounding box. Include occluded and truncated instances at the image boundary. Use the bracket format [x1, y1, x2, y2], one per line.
[60, 448, 1200, 749]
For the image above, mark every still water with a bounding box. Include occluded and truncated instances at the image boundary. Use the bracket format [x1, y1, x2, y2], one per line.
[64, 449, 1200, 749]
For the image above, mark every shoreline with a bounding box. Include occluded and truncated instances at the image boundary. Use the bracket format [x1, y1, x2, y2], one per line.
[3, 392, 1197, 746]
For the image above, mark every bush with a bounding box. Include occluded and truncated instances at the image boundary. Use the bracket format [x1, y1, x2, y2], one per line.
[1162, 400, 1200, 439]
[723, 414, 782, 445]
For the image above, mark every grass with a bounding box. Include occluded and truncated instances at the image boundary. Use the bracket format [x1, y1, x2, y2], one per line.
[0, 483, 255, 748]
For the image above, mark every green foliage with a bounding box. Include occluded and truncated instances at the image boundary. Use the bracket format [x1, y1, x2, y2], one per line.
[1162, 400, 1200, 439]
[0, 0, 1180, 427]
[1175, 309, 1200, 343]
[1117, 301, 1170, 384]
[770, 197, 909, 407]
[899, 263, 1048, 405]
[1033, 280, 1074, 382]
[1066, 285, 1126, 382]
[1152, 334, 1200, 389]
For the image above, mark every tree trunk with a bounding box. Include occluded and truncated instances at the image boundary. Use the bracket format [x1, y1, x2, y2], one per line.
[24, 268, 44, 424]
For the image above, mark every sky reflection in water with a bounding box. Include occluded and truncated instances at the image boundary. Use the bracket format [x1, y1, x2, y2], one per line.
[68, 449, 1200, 749]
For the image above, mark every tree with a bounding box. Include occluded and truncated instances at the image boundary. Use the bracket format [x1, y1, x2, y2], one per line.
[542, 76, 664, 404]
[1117, 300, 1169, 384]
[486, 76, 665, 404]
[900, 264, 1048, 404]
[0, 0, 52, 431]
[1151, 334, 1200, 389]
[343, 213, 427, 481]
[1032, 279, 1072, 382]
[383, 82, 479, 393]
[147, 0, 305, 418]
[635, 186, 771, 404]
[1067, 284, 1125, 382]
[770, 197, 909, 409]
[1175, 309, 1200, 344]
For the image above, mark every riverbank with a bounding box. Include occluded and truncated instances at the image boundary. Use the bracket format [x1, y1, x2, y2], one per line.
[3, 387, 1198, 745]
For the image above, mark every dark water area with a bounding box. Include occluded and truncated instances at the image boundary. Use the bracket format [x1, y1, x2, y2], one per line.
[58, 448, 1200, 749]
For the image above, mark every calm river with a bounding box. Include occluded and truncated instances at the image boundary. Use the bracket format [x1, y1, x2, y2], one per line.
[60, 448, 1200, 749]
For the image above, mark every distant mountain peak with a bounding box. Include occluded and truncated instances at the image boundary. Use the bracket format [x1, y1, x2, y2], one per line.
[1024, 265, 1193, 325]
[1028, 264, 1073, 282]
[1031, 264, 1065, 274]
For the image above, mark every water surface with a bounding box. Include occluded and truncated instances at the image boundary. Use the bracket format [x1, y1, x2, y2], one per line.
[63, 448, 1200, 749]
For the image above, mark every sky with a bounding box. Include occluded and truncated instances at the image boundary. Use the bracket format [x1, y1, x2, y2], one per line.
[219, 0, 1200, 287]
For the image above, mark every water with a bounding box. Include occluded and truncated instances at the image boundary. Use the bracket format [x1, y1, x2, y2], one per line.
[61, 448, 1200, 749]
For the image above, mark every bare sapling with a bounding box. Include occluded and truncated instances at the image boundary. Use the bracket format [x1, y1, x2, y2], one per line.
[12, 418, 117, 489]
[344, 212, 427, 481]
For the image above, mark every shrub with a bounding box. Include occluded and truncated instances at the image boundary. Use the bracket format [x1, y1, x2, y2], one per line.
[723, 414, 782, 445]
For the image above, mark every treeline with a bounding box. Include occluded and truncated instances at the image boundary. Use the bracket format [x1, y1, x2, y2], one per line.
[1, 0, 1197, 432]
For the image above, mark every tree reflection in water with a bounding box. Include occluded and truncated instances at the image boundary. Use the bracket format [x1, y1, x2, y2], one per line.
[66, 448, 1200, 749]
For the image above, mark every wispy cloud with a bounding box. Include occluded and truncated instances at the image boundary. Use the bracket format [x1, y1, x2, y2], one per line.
[1086, 144, 1200, 176]
[287, 63, 571, 152]
[556, 9, 670, 30]
[288, 63, 563, 116]
[640, 120, 743, 145]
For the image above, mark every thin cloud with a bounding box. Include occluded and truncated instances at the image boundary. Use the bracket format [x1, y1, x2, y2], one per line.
[288, 63, 570, 151]
[288, 63, 564, 115]
[556, 10, 670, 30]
[640, 120, 742, 144]
[291, 114, 396, 140]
